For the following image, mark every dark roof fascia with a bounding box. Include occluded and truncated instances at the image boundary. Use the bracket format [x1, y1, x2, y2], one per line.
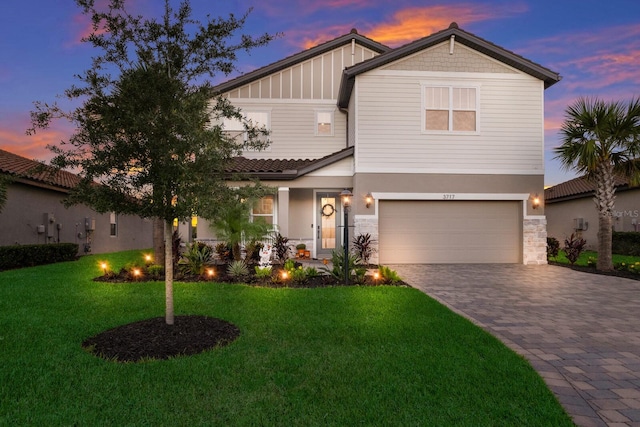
[212, 33, 390, 95]
[12, 177, 71, 194]
[337, 24, 562, 109]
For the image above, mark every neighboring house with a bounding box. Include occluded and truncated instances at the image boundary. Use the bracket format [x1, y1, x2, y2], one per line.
[190, 23, 560, 264]
[545, 175, 640, 250]
[0, 148, 153, 254]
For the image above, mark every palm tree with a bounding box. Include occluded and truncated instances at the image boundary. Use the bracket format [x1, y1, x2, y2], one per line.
[212, 200, 270, 261]
[555, 97, 640, 271]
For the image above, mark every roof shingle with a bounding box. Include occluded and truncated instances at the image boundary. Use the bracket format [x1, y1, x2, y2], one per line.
[545, 175, 631, 202]
[0, 149, 80, 190]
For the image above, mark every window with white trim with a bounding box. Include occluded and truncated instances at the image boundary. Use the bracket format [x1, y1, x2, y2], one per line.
[424, 86, 477, 132]
[109, 212, 117, 236]
[222, 110, 271, 150]
[251, 195, 274, 226]
[315, 110, 334, 136]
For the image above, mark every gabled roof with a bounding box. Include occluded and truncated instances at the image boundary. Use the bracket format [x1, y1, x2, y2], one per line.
[213, 30, 390, 95]
[227, 147, 353, 180]
[545, 175, 632, 203]
[338, 22, 561, 109]
[0, 149, 80, 192]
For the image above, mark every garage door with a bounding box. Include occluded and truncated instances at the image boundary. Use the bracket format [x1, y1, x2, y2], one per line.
[379, 200, 521, 264]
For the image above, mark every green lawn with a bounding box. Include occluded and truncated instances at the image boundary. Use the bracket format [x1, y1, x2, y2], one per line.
[551, 249, 640, 267]
[0, 251, 573, 426]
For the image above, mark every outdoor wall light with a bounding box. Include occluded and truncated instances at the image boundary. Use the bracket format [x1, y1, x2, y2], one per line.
[365, 192, 373, 208]
[532, 194, 541, 210]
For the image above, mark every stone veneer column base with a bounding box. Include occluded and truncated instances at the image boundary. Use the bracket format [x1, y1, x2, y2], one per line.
[354, 215, 380, 265]
[523, 216, 547, 265]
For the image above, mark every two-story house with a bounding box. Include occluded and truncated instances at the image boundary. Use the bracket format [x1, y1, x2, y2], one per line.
[191, 23, 560, 265]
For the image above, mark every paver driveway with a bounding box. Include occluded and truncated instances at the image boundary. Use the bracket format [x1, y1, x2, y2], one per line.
[391, 264, 640, 427]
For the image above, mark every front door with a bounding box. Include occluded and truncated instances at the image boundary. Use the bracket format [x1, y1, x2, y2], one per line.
[316, 192, 341, 258]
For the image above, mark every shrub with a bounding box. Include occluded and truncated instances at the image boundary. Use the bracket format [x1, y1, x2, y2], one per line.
[244, 241, 264, 263]
[546, 237, 560, 260]
[254, 265, 272, 280]
[378, 265, 403, 285]
[563, 233, 587, 265]
[273, 232, 291, 262]
[321, 250, 362, 282]
[179, 242, 214, 276]
[0, 243, 78, 271]
[227, 260, 249, 279]
[147, 264, 164, 279]
[612, 232, 640, 256]
[352, 233, 376, 265]
[215, 242, 232, 263]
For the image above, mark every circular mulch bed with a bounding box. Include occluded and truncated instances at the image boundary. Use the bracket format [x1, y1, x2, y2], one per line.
[82, 315, 240, 363]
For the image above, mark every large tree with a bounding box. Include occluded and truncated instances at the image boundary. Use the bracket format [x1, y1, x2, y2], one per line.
[555, 97, 640, 271]
[28, 0, 276, 324]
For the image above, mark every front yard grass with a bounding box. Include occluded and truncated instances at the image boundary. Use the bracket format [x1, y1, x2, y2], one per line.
[551, 250, 640, 267]
[0, 251, 572, 426]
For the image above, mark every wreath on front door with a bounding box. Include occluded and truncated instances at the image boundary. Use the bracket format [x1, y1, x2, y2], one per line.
[321, 203, 335, 217]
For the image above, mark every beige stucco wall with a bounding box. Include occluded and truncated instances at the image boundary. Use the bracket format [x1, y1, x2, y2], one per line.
[546, 188, 640, 251]
[351, 173, 544, 216]
[0, 182, 153, 254]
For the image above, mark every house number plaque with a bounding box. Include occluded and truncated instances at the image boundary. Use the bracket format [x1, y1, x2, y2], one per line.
[442, 194, 455, 200]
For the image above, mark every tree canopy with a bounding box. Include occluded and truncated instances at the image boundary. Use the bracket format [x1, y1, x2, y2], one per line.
[28, 0, 277, 323]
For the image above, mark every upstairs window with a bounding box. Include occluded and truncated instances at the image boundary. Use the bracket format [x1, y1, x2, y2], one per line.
[424, 86, 477, 132]
[315, 110, 334, 136]
[222, 110, 271, 150]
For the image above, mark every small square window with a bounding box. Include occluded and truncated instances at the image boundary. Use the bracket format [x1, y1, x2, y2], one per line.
[315, 111, 334, 136]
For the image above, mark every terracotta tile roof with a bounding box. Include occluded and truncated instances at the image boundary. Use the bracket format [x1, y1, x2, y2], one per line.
[226, 147, 354, 180]
[0, 149, 80, 190]
[545, 174, 631, 202]
[227, 157, 315, 174]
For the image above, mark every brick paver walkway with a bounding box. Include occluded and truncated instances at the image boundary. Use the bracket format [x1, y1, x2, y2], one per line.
[391, 264, 640, 427]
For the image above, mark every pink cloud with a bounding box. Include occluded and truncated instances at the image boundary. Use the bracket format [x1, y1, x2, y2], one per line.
[288, 2, 528, 50]
[0, 114, 73, 163]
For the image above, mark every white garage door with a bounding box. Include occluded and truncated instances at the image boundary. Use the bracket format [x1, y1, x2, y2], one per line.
[379, 200, 521, 264]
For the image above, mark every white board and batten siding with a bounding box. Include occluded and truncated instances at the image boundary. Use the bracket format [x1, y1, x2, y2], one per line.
[221, 43, 379, 160]
[352, 42, 546, 176]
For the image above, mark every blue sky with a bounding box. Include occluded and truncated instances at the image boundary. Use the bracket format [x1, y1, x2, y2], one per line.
[1, 0, 639, 186]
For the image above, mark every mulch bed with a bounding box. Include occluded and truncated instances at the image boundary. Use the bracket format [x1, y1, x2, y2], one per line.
[87, 263, 408, 363]
[82, 315, 240, 363]
[548, 261, 640, 281]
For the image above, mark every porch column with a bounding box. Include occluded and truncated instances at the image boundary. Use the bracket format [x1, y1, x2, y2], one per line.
[277, 187, 289, 237]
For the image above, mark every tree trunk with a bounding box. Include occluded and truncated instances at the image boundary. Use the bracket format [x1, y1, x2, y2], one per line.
[164, 221, 174, 325]
[595, 162, 615, 271]
[153, 218, 165, 266]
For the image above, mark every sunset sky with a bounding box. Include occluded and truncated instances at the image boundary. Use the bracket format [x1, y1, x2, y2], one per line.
[1, 0, 639, 186]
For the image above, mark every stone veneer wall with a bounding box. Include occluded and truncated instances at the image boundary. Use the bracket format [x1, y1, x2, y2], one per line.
[356, 214, 548, 265]
[354, 215, 380, 265]
[523, 216, 548, 265]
